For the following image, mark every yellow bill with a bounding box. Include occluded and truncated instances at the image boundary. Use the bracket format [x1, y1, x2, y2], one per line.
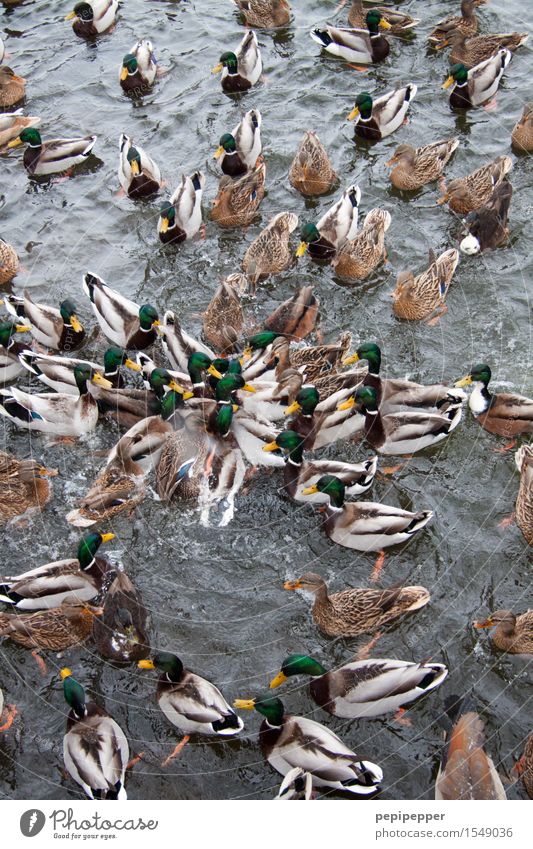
[454, 375, 472, 388]
[212, 62, 224, 75]
[295, 241, 308, 258]
[233, 698, 256, 710]
[15, 324, 31, 333]
[242, 383, 256, 393]
[92, 373, 114, 389]
[207, 364, 224, 379]
[152, 319, 160, 328]
[347, 106, 360, 121]
[65, 10, 77, 20]
[125, 358, 142, 372]
[100, 532, 115, 543]
[138, 659, 155, 670]
[213, 145, 225, 159]
[337, 396, 355, 411]
[60, 667, 72, 680]
[120, 67, 129, 81]
[284, 400, 301, 415]
[269, 671, 287, 689]
[160, 217, 169, 234]
[130, 160, 140, 176]
[263, 441, 280, 452]
[7, 137, 22, 148]
[302, 484, 318, 495]
[70, 314, 83, 333]
[379, 18, 392, 29]
[442, 76, 455, 90]
[283, 579, 302, 591]
[241, 346, 252, 361]
[342, 352, 359, 366]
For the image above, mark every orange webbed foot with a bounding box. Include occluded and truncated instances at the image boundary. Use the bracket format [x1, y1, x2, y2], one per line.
[370, 550, 386, 583]
[356, 631, 383, 661]
[161, 735, 190, 767]
[0, 704, 17, 732]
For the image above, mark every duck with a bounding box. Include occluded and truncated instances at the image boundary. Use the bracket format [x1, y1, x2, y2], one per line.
[245, 330, 352, 382]
[90, 366, 192, 429]
[289, 130, 338, 197]
[296, 185, 360, 261]
[83, 272, 160, 349]
[341, 385, 463, 455]
[8, 128, 97, 176]
[455, 363, 533, 437]
[19, 347, 141, 395]
[442, 50, 512, 109]
[120, 40, 157, 94]
[348, 0, 419, 33]
[441, 29, 528, 70]
[233, 694, 382, 795]
[92, 571, 149, 663]
[435, 695, 506, 800]
[284, 385, 365, 449]
[347, 85, 417, 141]
[386, 139, 459, 191]
[437, 154, 513, 214]
[0, 602, 102, 651]
[158, 171, 205, 243]
[260, 285, 319, 340]
[211, 161, 266, 228]
[392, 248, 459, 321]
[212, 30, 262, 93]
[242, 211, 298, 282]
[214, 109, 262, 178]
[0, 67, 26, 108]
[474, 609, 533, 654]
[0, 111, 40, 150]
[310, 12, 392, 65]
[269, 655, 448, 718]
[65, 0, 119, 38]
[0, 531, 115, 610]
[428, 0, 486, 44]
[512, 103, 533, 153]
[283, 571, 431, 638]
[138, 652, 244, 742]
[302, 474, 433, 552]
[203, 274, 246, 354]
[118, 133, 162, 199]
[155, 414, 211, 502]
[5, 290, 85, 351]
[263, 430, 377, 502]
[518, 733, 533, 799]
[0, 364, 113, 437]
[515, 445, 533, 545]
[60, 668, 128, 800]
[0, 320, 29, 384]
[459, 181, 512, 254]
[233, 0, 290, 28]
[158, 310, 221, 374]
[332, 208, 390, 279]
[0, 450, 57, 524]
[341, 342, 463, 413]
[0, 238, 19, 285]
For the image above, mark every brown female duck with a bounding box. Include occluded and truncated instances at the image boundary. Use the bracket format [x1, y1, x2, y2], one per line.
[512, 103, 533, 152]
[0, 602, 102, 650]
[437, 155, 512, 215]
[386, 139, 459, 191]
[289, 131, 338, 197]
[0, 451, 57, 524]
[515, 445, 533, 545]
[474, 610, 533, 654]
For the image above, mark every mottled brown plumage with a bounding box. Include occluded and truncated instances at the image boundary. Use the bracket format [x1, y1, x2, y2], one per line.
[429, 0, 486, 43]
[348, 0, 419, 33]
[474, 609, 533, 654]
[211, 161, 266, 229]
[387, 140, 458, 191]
[0, 239, 19, 285]
[437, 155, 512, 215]
[520, 733, 533, 799]
[393, 248, 459, 321]
[289, 131, 338, 197]
[242, 211, 298, 281]
[333, 208, 390, 280]
[515, 445, 533, 546]
[0, 451, 57, 524]
[0, 67, 26, 108]
[0, 603, 101, 650]
[267, 332, 351, 382]
[512, 103, 533, 153]
[233, 0, 290, 28]
[445, 29, 528, 69]
[203, 274, 247, 354]
[92, 571, 149, 663]
[263, 286, 319, 341]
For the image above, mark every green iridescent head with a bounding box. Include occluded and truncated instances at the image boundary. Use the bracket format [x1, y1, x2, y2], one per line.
[0, 321, 24, 347]
[219, 51, 238, 73]
[357, 342, 381, 374]
[18, 127, 43, 147]
[159, 201, 176, 228]
[268, 430, 305, 463]
[59, 299, 82, 330]
[311, 474, 346, 508]
[354, 92, 373, 119]
[215, 374, 245, 402]
[299, 223, 321, 245]
[61, 669, 86, 719]
[76, 531, 114, 570]
[244, 331, 281, 352]
[355, 385, 379, 412]
[122, 53, 138, 74]
[291, 386, 320, 416]
[138, 304, 159, 331]
[234, 694, 284, 726]
[219, 133, 237, 153]
[449, 63, 469, 85]
[270, 654, 327, 687]
[366, 9, 386, 33]
[139, 652, 184, 683]
[188, 352, 221, 384]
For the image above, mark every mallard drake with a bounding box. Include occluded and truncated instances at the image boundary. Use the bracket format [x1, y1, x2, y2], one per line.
[214, 109, 262, 178]
[429, 0, 486, 44]
[212, 30, 262, 93]
[203, 274, 246, 354]
[519, 733, 533, 799]
[118, 133, 162, 199]
[211, 161, 266, 228]
[392, 248, 459, 321]
[158, 171, 205, 243]
[289, 130, 338, 197]
[437, 155, 512, 215]
[0, 67, 26, 108]
[0, 364, 113, 436]
[283, 571, 430, 638]
[342, 342, 464, 413]
[284, 385, 365, 449]
[459, 181, 512, 254]
[512, 103, 533, 153]
[0, 450, 57, 524]
[242, 211, 298, 282]
[332, 208, 390, 279]
[341, 385, 463, 454]
[0, 238, 19, 285]
[435, 696, 506, 800]
[455, 363, 533, 437]
[8, 128, 97, 176]
[19, 347, 141, 395]
[347, 85, 417, 141]
[93, 571, 149, 663]
[302, 474, 433, 552]
[139, 652, 244, 739]
[83, 272, 159, 349]
[296, 185, 360, 261]
[441, 29, 528, 70]
[5, 290, 85, 351]
[442, 50, 512, 109]
[120, 40, 157, 94]
[263, 430, 377, 502]
[0, 532, 115, 610]
[0, 320, 29, 384]
[474, 609, 533, 654]
[233, 695, 382, 795]
[311, 12, 391, 65]
[233, 0, 290, 28]
[0, 602, 102, 651]
[348, 0, 419, 33]
[262, 285, 319, 340]
[269, 655, 448, 719]
[515, 445, 533, 545]
[60, 668, 128, 800]
[65, 0, 119, 38]
[0, 111, 40, 150]
[386, 139, 459, 191]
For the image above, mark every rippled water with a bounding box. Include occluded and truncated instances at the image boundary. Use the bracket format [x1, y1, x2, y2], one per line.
[0, 0, 532, 801]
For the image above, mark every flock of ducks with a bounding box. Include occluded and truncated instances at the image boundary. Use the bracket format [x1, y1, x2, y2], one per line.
[0, 0, 532, 802]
